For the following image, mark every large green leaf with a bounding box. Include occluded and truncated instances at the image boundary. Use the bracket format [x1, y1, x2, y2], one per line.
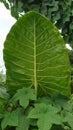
[3, 11, 71, 96]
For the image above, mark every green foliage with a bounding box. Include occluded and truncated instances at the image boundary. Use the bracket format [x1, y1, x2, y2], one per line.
[11, 1, 23, 19]
[0, 88, 9, 100]
[0, 9, 71, 130]
[0, 87, 73, 130]
[0, 71, 6, 88]
[1, 109, 18, 130]
[68, 50, 73, 93]
[3, 11, 71, 97]
[12, 87, 36, 108]
[0, 0, 9, 9]
[0, 88, 9, 114]
[0, 0, 73, 45]
[28, 103, 61, 130]
[16, 112, 30, 130]
[0, 71, 9, 114]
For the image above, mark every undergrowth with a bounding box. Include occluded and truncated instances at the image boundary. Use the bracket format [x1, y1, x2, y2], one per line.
[0, 87, 73, 130]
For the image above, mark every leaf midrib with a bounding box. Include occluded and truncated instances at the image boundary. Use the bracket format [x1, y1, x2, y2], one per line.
[34, 18, 37, 97]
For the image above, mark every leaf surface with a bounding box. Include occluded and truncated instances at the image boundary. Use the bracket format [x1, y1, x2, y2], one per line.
[1, 109, 18, 130]
[12, 87, 36, 108]
[28, 103, 62, 130]
[16, 108, 30, 130]
[63, 111, 73, 129]
[16, 116, 30, 130]
[4, 11, 71, 96]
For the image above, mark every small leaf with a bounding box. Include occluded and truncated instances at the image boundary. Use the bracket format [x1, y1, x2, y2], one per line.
[28, 103, 62, 130]
[12, 87, 36, 108]
[1, 109, 19, 130]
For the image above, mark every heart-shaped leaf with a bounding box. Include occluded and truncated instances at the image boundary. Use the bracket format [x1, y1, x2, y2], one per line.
[3, 11, 71, 97]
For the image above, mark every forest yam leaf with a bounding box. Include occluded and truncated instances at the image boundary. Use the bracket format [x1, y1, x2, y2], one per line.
[3, 11, 71, 96]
